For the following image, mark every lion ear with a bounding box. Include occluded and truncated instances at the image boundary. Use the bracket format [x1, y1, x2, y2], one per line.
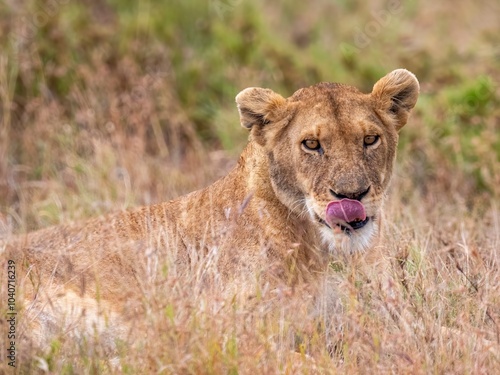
[235, 87, 287, 129]
[371, 69, 420, 131]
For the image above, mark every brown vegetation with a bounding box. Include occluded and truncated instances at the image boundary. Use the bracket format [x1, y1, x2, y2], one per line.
[0, 0, 499, 373]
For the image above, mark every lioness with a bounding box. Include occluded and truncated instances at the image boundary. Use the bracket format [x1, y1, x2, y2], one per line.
[2, 69, 419, 350]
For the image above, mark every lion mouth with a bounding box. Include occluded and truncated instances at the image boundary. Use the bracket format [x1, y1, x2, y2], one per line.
[320, 198, 371, 234]
[344, 217, 370, 230]
[317, 215, 370, 233]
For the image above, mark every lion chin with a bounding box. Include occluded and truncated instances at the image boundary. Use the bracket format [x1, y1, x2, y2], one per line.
[318, 217, 379, 254]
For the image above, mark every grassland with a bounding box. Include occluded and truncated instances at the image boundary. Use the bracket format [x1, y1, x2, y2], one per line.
[0, 0, 499, 373]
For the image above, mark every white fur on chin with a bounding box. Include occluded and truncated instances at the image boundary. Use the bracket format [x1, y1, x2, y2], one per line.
[305, 196, 378, 254]
[319, 219, 377, 254]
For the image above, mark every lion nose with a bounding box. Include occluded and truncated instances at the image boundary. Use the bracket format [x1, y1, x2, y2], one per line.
[329, 186, 370, 201]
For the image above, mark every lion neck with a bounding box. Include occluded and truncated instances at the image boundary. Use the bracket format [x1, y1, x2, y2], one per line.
[239, 141, 324, 240]
[237, 141, 286, 207]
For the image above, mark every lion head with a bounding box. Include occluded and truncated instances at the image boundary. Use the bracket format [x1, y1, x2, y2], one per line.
[236, 69, 419, 253]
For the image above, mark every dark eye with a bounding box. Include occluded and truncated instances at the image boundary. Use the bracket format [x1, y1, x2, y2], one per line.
[302, 139, 322, 152]
[364, 135, 379, 146]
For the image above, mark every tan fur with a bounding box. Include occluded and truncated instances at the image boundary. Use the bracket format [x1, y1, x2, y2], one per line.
[2, 69, 419, 348]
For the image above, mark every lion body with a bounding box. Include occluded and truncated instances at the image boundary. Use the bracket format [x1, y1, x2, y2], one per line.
[2, 69, 419, 349]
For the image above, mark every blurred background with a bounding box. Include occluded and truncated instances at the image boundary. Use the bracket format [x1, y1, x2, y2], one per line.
[0, 0, 498, 232]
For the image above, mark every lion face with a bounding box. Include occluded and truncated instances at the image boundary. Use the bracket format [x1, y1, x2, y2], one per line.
[236, 69, 419, 253]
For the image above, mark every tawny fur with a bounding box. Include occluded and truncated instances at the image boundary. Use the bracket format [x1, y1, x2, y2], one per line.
[2, 69, 419, 348]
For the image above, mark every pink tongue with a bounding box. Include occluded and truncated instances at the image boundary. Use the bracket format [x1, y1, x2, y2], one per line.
[326, 199, 366, 224]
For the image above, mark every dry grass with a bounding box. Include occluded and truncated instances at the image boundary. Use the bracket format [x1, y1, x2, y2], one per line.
[1, 0, 499, 373]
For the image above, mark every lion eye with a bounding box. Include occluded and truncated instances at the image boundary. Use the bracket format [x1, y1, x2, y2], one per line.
[302, 139, 322, 152]
[364, 135, 379, 146]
